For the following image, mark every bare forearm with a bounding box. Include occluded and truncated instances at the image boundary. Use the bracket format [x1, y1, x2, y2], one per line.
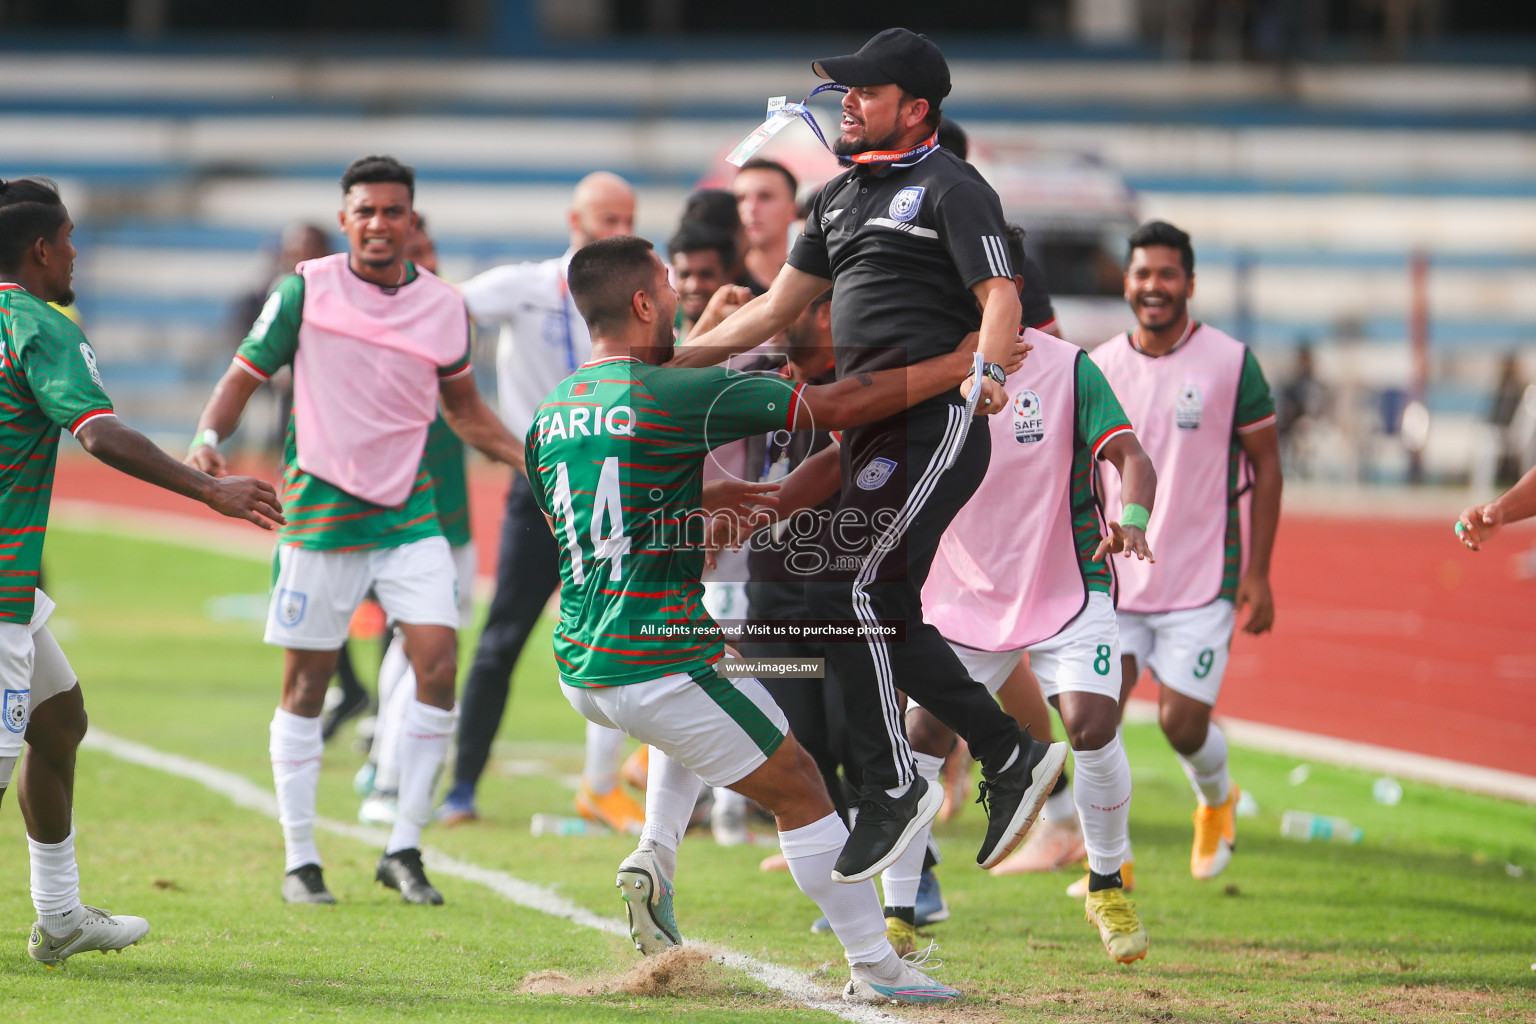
[1246, 459, 1282, 576]
[810, 353, 971, 430]
[975, 282, 1023, 368]
[772, 445, 842, 516]
[444, 405, 525, 473]
[1492, 465, 1536, 524]
[1116, 449, 1157, 513]
[196, 365, 261, 441]
[670, 293, 788, 368]
[80, 420, 216, 505]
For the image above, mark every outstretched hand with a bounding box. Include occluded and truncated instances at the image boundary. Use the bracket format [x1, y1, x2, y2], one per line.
[1093, 522, 1154, 563]
[206, 475, 285, 530]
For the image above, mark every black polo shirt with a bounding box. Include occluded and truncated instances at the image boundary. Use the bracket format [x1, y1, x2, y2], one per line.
[786, 147, 1013, 403]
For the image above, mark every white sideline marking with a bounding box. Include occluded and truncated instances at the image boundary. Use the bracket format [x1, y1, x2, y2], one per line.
[80, 729, 895, 1024]
[58, 499, 1536, 802]
[1126, 699, 1536, 804]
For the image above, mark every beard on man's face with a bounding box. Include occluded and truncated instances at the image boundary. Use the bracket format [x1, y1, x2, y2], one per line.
[56, 286, 76, 307]
[832, 119, 901, 158]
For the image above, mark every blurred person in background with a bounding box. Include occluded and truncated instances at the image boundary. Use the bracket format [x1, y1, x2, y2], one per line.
[357, 215, 479, 829]
[443, 171, 645, 832]
[668, 222, 736, 340]
[732, 158, 799, 292]
[1276, 341, 1329, 476]
[1490, 351, 1527, 486]
[228, 222, 332, 451]
[680, 188, 755, 294]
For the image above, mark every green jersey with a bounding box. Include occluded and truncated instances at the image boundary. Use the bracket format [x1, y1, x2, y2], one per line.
[236, 269, 471, 551]
[525, 356, 804, 687]
[423, 412, 471, 547]
[0, 285, 115, 624]
[1067, 352, 1135, 594]
[1222, 349, 1276, 600]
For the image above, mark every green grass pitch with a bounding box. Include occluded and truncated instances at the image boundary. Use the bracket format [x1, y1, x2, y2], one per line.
[2, 525, 1533, 1021]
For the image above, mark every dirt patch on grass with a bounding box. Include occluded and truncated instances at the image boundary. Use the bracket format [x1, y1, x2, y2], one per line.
[520, 946, 751, 1001]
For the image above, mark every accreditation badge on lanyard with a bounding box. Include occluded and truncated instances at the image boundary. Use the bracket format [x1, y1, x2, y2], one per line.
[727, 83, 940, 168]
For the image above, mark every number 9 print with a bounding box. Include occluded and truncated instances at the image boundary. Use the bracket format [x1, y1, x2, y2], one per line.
[1192, 648, 1215, 679]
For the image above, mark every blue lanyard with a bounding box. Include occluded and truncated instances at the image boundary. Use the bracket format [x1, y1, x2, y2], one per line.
[785, 84, 941, 167]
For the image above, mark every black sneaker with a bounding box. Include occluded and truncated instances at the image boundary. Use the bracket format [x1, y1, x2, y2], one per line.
[831, 774, 943, 884]
[282, 863, 337, 904]
[975, 729, 1069, 869]
[376, 848, 444, 905]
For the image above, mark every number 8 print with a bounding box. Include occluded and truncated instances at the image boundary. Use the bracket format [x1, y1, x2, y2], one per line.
[1093, 644, 1111, 676]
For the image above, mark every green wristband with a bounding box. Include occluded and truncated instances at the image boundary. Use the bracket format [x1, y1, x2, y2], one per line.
[1121, 503, 1150, 531]
[188, 428, 220, 455]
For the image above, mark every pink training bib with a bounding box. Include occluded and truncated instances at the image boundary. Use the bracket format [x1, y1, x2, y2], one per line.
[925, 330, 1102, 651]
[292, 254, 468, 507]
[1092, 323, 1246, 613]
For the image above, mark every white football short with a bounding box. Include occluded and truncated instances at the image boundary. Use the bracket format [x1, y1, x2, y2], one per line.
[0, 589, 78, 778]
[1117, 598, 1236, 706]
[560, 666, 788, 789]
[264, 536, 460, 651]
[943, 592, 1123, 703]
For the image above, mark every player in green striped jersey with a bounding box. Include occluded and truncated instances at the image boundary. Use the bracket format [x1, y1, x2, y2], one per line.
[0, 177, 282, 965]
[529, 236, 1014, 1004]
[187, 157, 522, 906]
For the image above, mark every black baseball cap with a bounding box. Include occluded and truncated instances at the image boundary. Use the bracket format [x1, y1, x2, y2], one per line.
[812, 28, 951, 104]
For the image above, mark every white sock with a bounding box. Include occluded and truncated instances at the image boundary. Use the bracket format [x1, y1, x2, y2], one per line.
[1177, 722, 1230, 807]
[779, 812, 890, 966]
[1072, 734, 1132, 876]
[29, 828, 83, 932]
[638, 746, 702, 881]
[386, 701, 455, 855]
[1041, 775, 1077, 823]
[879, 751, 942, 910]
[584, 721, 625, 794]
[270, 708, 324, 873]
[374, 632, 413, 792]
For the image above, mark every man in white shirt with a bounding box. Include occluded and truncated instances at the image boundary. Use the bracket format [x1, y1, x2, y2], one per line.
[439, 171, 644, 830]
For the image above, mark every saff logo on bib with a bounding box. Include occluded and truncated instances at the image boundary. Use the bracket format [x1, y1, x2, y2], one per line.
[1012, 390, 1045, 444]
[3, 688, 28, 734]
[1176, 384, 1203, 430]
[888, 187, 925, 223]
[277, 588, 308, 628]
[856, 457, 898, 490]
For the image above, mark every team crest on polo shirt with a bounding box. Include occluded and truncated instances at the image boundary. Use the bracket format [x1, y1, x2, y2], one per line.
[1176, 384, 1203, 430]
[3, 688, 27, 734]
[1012, 390, 1045, 444]
[277, 588, 308, 628]
[888, 187, 925, 223]
[856, 457, 898, 490]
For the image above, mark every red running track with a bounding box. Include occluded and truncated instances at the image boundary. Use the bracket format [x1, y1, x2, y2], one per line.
[48, 456, 1536, 777]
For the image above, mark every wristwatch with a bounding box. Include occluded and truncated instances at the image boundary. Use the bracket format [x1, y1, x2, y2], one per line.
[981, 361, 1007, 386]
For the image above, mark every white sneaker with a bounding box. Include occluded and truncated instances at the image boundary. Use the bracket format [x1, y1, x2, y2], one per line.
[359, 792, 398, 826]
[29, 905, 150, 968]
[615, 848, 680, 954]
[711, 796, 757, 847]
[844, 948, 961, 1005]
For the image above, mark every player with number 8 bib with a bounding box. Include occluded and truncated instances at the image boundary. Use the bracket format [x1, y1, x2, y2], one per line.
[919, 317, 1157, 964]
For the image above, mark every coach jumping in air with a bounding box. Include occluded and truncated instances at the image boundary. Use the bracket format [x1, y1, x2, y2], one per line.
[673, 28, 1067, 883]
